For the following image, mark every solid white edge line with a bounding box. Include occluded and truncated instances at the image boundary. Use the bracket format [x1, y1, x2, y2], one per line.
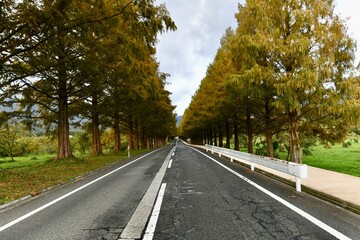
[190, 147, 351, 240]
[143, 183, 167, 240]
[0, 149, 162, 233]
[168, 159, 173, 169]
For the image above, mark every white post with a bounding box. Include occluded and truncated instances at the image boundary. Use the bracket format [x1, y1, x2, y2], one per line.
[296, 177, 301, 192]
[251, 163, 255, 171]
[230, 157, 233, 163]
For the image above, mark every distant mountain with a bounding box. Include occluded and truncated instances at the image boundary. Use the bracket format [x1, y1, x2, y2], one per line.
[176, 115, 182, 127]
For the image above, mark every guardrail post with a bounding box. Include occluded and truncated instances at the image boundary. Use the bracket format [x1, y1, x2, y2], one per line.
[296, 177, 301, 192]
[251, 163, 255, 171]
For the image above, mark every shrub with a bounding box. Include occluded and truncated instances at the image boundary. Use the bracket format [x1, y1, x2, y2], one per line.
[302, 148, 313, 156]
[342, 141, 352, 148]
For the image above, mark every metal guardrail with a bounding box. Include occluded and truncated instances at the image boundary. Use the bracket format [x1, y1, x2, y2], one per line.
[205, 144, 308, 192]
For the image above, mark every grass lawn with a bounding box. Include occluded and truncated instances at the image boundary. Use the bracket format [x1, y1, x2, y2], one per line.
[302, 143, 360, 177]
[276, 141, 360, 177]
[0, 154, 54, 169]
[0, 149, 149, 205]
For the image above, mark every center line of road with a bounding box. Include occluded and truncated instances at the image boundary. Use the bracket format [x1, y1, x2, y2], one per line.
[168, 159, 173, 169]
[119, 147, 174, 240]
[190, 147, 351, 240]
[0, 149, 162, 233]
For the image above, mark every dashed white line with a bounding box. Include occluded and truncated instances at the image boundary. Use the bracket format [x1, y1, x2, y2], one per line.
[143, 183, 167, 240]
[119, 148, 174, 239]
[190, 147, 352, 240]
[168, 159, 173, 169]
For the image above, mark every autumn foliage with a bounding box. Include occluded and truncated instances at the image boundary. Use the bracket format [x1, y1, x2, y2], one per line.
[179, 0, 360, 163]
[1, 0, 177, 159]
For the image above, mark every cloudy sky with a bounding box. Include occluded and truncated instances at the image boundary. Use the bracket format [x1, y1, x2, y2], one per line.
[155, 0, 360, 116]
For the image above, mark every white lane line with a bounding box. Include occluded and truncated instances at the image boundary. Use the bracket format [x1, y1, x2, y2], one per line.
[119, 147, 174, 239]
[168, 159, 173, 169]
[0, 149, 162, 233]
[190, 147, 352, 240]
[143, 183, 167, 240]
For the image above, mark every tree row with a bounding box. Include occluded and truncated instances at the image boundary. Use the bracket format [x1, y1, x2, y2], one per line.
[1, 0, 177, 159]
[179, 0, 360, 163]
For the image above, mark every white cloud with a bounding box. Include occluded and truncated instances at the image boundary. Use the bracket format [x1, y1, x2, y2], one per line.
[155, 0, 240, 115]
[334, 0, 360, 61]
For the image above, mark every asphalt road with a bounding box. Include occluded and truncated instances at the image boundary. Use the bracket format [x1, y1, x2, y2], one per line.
[0, 140, 359, 240]
[0, 146, 173, 240]
[157, 141, 360, 239]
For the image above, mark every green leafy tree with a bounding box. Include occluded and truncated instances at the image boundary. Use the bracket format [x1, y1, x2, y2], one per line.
[0, 122, 23, 160]
[71, 131, 91, 155]
[1, 0, 176, 159]
[233, 0, 358, 163]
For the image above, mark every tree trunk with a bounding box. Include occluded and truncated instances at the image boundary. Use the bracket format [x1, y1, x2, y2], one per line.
[246, 109, 254, 154]
[248, 135, 253, 153]
[265, 128, 274, 157]
[113, 112, 121, 152]
[91, 93, 102, 155]
[141, 126, 146, 149]
[55, 3, 73, 160]
[225, 120, 230, 148]
[218, 124, 223, 147]
[265, 101, 274, 157]
[289, 110, 302, 163]
[57, 64, 73, 159]
[128, 118, 134, 150]
[234, 117, 239, 151]
[92, 113, 102, 155]
[134, 121, 139, 150]
[57, 97, 73, 159]
[213, 127, 218, 146]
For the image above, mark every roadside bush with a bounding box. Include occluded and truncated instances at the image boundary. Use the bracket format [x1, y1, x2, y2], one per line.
[102, 129, 114, 153]
[351, 128, 360, 135]
[255, 141, 267, 156]
[71, 131, 91, 154]
[278, 143, 287, 152]
[342, 141, 352, 148]
[302, 148, 313, 156]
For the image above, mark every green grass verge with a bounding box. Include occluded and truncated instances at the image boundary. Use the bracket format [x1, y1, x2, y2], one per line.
[275, 142, 360, 177]
[236, 140, 360, 177]
[0, 154, 54, 169]
[302, 143, 360, 177]
[0, 149, 149, 205]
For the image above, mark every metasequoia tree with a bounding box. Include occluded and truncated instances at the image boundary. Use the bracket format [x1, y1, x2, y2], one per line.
[206, 29, 237, 148]
[233, 0, 358, 163]
[1, 0, 176, 159]
[181, 0, 359, 163]
[179, 29, 236, 147]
